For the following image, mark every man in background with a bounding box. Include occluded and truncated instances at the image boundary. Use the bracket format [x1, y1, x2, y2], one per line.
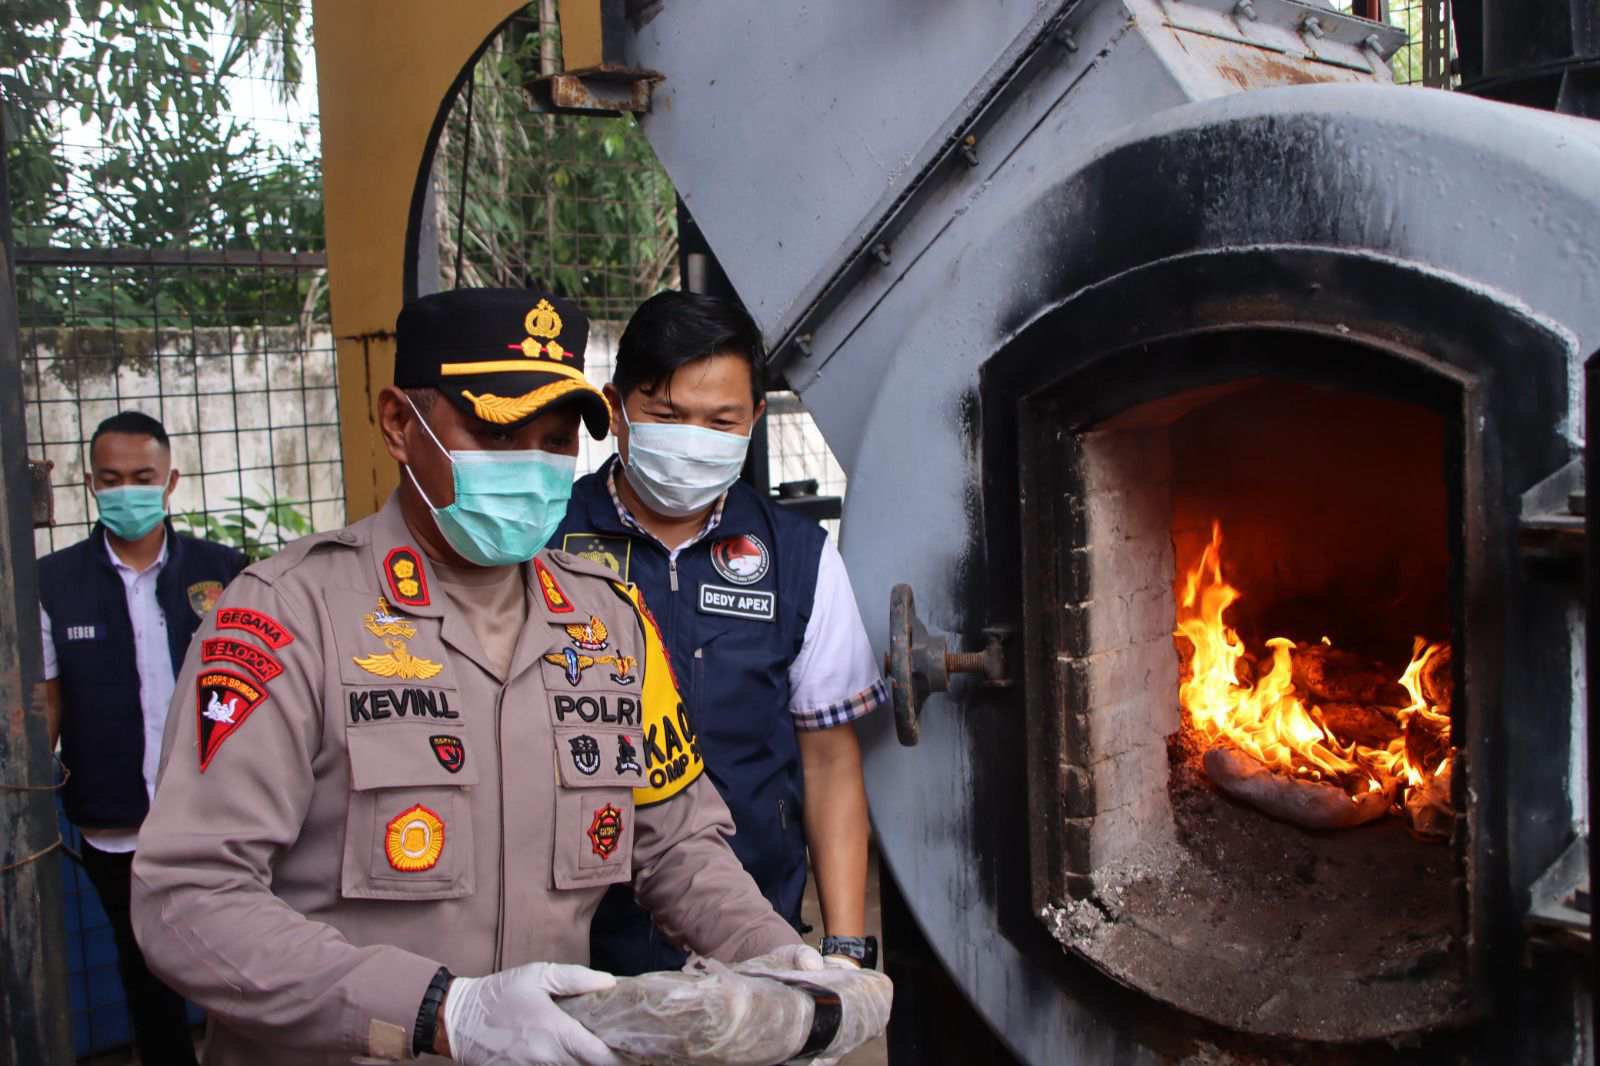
[555, 291, 887, 975]
[39, 410, 248, 1065]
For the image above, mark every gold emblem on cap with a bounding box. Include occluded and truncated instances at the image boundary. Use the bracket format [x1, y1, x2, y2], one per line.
[461, 378, 609, 426]
[516, 299, 570, 362]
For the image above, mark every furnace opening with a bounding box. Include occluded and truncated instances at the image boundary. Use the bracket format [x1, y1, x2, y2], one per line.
[1042, 373, 1471, 1042]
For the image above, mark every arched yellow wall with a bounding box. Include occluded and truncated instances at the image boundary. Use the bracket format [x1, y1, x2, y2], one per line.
[311, 2, 552, 519]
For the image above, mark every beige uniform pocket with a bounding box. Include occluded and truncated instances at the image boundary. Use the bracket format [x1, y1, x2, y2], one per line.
[341, 725, 478, 900]
[551, 726, 641, 889]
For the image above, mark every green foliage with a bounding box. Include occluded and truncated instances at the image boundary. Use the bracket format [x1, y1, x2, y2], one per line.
[2, 1, 325, 325]
[173, 494, 312, 561]
[436, 10, 679, 318]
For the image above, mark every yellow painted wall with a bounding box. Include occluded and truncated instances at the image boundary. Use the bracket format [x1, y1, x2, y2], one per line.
[312, 2, 528, 519]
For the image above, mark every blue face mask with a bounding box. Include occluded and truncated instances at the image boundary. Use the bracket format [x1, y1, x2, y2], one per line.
[403, 397, 576, 567]
[96, 484, 168, 540]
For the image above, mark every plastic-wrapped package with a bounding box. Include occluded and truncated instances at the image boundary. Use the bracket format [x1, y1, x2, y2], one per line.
[556, 956, 893, 1065]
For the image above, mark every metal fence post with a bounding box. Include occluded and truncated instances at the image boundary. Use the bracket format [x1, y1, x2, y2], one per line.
[0, 123, 75, 1066]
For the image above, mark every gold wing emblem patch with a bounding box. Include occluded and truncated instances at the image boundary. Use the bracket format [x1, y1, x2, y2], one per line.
[363, 596, 418, 639]
[354, 637, 444, 680]
[564, 615, 609, 651]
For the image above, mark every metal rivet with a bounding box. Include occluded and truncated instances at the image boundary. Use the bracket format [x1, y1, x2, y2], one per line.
[960, 134, 980, 168]
[1232, 0, 1259, 21]
[795, 334, 814, 356]
[1054, 28, 1079, 52]
[870, 243, 892, 267]
[1302, 15, 1326, 38]
[1363, 33, 1383, 53]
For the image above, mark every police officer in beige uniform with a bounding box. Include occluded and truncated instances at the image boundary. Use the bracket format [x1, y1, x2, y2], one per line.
[132, 290, 817, 1066]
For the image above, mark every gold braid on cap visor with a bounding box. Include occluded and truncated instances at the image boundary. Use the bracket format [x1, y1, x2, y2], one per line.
[460, 379, 609, 426]
[441, 357, 610, 426]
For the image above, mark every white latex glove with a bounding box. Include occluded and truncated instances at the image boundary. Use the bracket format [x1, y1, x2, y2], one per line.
[821, 954, 862, 970]
[442, 961, 624, 1066]
[737, 942, 826, 973]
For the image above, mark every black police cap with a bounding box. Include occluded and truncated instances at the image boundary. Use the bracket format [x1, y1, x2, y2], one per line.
[394, 288, 610, 438]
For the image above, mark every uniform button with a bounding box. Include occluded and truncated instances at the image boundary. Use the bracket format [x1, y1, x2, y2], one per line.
[337, 531, 357, 544]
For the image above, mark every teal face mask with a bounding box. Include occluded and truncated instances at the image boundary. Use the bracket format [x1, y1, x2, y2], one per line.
[403, 397, 576, 567]
[96, 484, 168, 540]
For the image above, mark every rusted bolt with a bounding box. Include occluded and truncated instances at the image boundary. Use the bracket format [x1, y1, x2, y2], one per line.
[1233, 0, 1259, 21]
[1302, 15, 1326, 39]
[870, 243, 892, 267]
[960, 134, 980, 168]
[1363, 33, 1384, 53]
[946, 651, 988, 674]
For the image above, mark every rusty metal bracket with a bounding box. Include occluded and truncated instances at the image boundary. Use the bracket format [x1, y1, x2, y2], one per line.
[529, 67, 661, 115]
[886, 584, 1009, 746]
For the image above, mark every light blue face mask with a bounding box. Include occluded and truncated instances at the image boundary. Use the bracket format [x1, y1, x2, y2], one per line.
[96, 484, 168, 541]
[403, 397, 576, 567]
[621, 408, 752, 518]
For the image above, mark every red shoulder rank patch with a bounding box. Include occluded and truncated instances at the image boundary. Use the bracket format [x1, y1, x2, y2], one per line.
[196, 670, 268, 772]
[384, 547, 430, 607]
[588, 802, 623, 859]
[201, 637, 284, 683]
[534, 557, 575, 614]
[216, 606, 294, 649]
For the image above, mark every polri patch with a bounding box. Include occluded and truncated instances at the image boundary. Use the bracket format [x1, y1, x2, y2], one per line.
[384, 547, 430, 607]
[201, 636, 284, 683]
[187, 580, 224, 617]
[562, 533, 632, 581]
[196, 670, 268, 772]
[587, 803, 623, 860]
[385, 803, 445, 872]
[216, 607, 294, 649]
[430, 733, 465, 774]
[534, 557, 575, 613]
[710, 534, 770, 585]
[698, 583, 776, 622]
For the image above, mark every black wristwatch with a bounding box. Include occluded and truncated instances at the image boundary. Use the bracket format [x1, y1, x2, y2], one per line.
[413, 966, 454, 1056]
[820, 934, 878, 970]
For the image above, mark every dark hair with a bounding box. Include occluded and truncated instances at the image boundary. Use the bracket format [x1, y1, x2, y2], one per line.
[91, 411, 170, 450]
[613, 291, 767, 404]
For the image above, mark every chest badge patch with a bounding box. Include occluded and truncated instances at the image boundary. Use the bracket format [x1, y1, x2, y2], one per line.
[564, 615, 609, 651]
[384, 548, 430, 607]
[430, 734, 465, 774]
[543, 647, 637, 687]
[201, 637, 284, 683]
[561, 533, 632, 581]
[196, 670, 268, 771]
[364, 596, 417, 638]
[187, 580, 224, 617]
[216, 607, 294, 649]
[534, 557, 575, 614]
[587, 802, 624, 860]
[569, 734, 601, 776]
[354, 637, 444, 680]
[385, 803, 445, 872]
[710, 534, 770, 585]
[616, 734, 643, 777]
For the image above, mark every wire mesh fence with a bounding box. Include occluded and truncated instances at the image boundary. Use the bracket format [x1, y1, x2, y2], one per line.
[1331, 0, 1454, 86]
[5, 1, 337, 562]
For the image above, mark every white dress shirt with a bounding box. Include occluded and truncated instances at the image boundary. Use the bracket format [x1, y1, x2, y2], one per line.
[40, 532, 174, 853]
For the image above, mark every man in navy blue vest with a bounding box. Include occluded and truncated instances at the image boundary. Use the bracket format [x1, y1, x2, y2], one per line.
[553, 292, 887, 975]
[39, 411, 247, 1065]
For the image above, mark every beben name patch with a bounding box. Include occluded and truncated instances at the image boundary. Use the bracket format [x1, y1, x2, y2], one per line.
[697, 583, 775, 622]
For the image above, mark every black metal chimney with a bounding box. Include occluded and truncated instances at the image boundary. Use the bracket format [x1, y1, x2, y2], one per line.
[1456, 0, 1600, 116]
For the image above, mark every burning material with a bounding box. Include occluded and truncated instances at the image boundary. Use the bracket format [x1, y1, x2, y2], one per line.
[1175, 522, 1454, 836]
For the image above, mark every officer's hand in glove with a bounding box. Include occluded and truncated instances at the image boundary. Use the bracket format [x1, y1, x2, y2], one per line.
[734, 942, 827, 974]
[441, 961, 624, 1066]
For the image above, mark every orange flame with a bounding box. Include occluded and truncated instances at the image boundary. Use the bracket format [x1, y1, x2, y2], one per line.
[1175, 522, 1451, 810]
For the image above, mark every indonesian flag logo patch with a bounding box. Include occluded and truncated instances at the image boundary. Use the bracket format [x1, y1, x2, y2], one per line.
[196, 670, 267, 772]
